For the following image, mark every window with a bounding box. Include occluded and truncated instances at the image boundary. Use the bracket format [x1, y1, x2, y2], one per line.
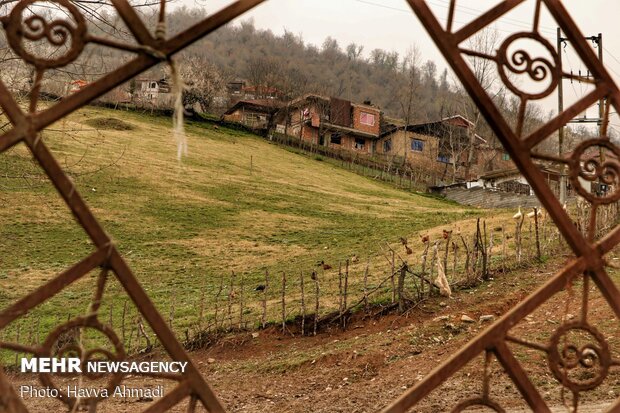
[437, 153, 451, 163]
[331, 133, 342, 145]
[354, 138, 365, 150]
[502, 153, 510, 161]
[150, 82, 157, 89]
[383, 139, 392, 153]
[411, 139, 424, 152]
[360, 112, 375, 126]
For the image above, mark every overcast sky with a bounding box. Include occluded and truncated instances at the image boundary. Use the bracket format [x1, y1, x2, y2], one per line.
[189, 0, 620, 131]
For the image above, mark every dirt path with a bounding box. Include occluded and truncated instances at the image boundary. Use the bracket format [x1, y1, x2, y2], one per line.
[6, 255, 620, 412]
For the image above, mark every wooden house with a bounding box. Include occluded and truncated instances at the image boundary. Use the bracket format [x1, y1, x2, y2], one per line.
[275, 95, 382, 155]
[222, 99, 282, 130]
[376, 115, 487, 180]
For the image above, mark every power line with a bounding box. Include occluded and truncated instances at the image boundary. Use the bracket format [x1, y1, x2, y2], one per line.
[426, 0, 557, 35]
[353, 0, 558, 39]
[353, 0, 620, 80]
[602, 46, 620, 78]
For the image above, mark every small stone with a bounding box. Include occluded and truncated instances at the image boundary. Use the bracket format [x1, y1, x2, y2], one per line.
[479, 315, 495, 322]
[252, 332, 260, 338]
[207, 358, 216, 364]
[439, 302, 447, 307]
[343, 377, 348, 382]
[325, 386, 332, 391]
[444, 323, 458, 333]
[461, 315, 475, 323]
[433, 315, 450, 322]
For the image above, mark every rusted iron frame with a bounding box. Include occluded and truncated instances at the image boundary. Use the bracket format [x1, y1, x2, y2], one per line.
[34, 0, 266, 132]
[141, 381, 192, 413]
[0, 248, 107, 330]
[452, 0, 526, 43]
[382, 1, 620, 411]
[0, 0, 266, 143]
[0, 1, 267, 412]
[0, 367, 28, 413]
[381, 257, 585, 412]
[0, 78, 23, 124]
[523, 86, 609, 149]
[1, 130, 225, 410]
[16, 117, 227, 411]
[545, 0, 620, 112]
[110, 0, 158, 48]
[405, 0, 588, 258]
[1, 0, 619, 412]
[23, 132, 111, 246]
[494, 341, 551, 412]
[0, 128, 22, 153]
[108, 250, 225, 412]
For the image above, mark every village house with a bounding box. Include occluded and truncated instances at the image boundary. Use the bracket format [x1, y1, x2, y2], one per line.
[375, 115, 505, 183]
[135, 78, 171, 100]
[131, 77, 175, 108]
[274, 94, 382, 154]
[226, 80, 284, 102]
[222, 99, 282, 131]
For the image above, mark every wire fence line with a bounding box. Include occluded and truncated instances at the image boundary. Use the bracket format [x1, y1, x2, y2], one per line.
[3, 203, 618, 365]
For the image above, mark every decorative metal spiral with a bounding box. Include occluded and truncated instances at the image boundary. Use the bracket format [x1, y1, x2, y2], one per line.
[547, 322, 611, 393]
[37, 317, 125, 407]
[4, 0, 86, 69]
[496, 33, 560, 100]
[568, 138, 620, 205]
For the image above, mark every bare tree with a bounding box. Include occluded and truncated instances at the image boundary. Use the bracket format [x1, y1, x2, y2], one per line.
[245, 56, 282, 100]
[178, 55, 226, 114]
[456, 28, 502, 179]
[396, 45, 422, 164]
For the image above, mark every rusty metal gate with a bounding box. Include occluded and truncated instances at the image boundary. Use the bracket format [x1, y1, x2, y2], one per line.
[1, 0, 620, 412]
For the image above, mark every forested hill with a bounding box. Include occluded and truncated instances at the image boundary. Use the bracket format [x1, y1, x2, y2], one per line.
[167, 8, 456, 122]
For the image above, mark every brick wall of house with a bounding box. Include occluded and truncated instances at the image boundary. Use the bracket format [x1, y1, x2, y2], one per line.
[222, 109, 242, 123]
[352, 105, 381, 136]
[326, 134, 371, 154]
[301, 126, 319, 144]
[474, 147, 515, 174]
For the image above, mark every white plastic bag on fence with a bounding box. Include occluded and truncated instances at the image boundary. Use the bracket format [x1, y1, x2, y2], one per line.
[435, 246, 452, 298]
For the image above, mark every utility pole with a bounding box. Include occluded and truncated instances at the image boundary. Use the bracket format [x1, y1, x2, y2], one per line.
[597, 32, 604, 138]
[557, 29, 605, 205]
[557, 28, 566, 205]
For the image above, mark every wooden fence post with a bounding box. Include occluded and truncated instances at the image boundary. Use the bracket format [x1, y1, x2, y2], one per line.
[262, 269, 268, 329]
[238, 272, 245, 330]
[215, 273, 224, 331]
[300, 271, 306, 336]
[281, 272, 286, 333]
[343, 259, 349, 328]
[338, 262, 343, 317]
[313, 271, 320, 336]
[398, 264, 407, 313]
[534, 207, 542, 261]
[391, 250, 396, 303]
[227, 272, 235, 330]
[363, 259, 370, 312]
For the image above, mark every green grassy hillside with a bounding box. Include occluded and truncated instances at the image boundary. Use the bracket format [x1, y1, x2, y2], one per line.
[0, 107, 483, 340]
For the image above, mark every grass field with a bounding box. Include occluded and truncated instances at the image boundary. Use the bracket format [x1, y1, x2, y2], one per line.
[0, 107, 488, 346]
